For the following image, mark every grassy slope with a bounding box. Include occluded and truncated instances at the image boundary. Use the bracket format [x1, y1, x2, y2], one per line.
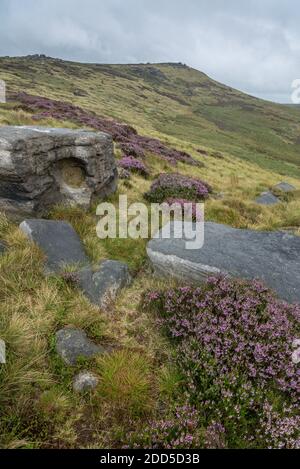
[0, 56, 300, 449]
[1, 55, 300, 177]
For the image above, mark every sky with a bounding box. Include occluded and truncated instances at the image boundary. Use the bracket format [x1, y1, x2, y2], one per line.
[0, 0, 299, 103]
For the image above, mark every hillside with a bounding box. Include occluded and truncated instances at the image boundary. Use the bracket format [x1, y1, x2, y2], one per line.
[1, 55, 300, 177]
[0, 56, 300, 450]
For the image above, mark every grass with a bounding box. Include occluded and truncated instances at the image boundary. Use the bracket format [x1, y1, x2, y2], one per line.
[96, 350, 155, 419]
[1, 56, 300, 177]
[0, 56, 299, 448]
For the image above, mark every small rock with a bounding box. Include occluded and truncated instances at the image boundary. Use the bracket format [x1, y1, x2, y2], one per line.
[273, 182, 296, 193]
[211, 192, 225, 200]
[77, 260, 132, 309]
[0, 241, 6, 254]
[211, 151, 224, 159]
[255, 191, 280, 205]
[56, 328, 105, 366]
[19, 219, 89, 274]
[73, 371, 99, 393]
[118, 168, 131, 180]
[73, 89, 88, 97]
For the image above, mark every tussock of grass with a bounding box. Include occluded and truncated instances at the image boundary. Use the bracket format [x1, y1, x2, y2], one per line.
[96, 349, 155, 419]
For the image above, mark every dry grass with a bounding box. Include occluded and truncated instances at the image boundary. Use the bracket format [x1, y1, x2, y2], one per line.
[0, 86, 299, 448]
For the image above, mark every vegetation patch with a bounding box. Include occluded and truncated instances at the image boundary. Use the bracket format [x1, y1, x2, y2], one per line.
[118, 156, 149, 178]
[12, 92, 199, 166]
[144, 173, 212, 203]
[142, 276, 300, 449]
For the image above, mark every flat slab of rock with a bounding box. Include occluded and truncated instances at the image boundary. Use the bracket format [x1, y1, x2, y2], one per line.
[56, 328, 105, 365]
[255, 191, 279, 205]
[76, 260, 132, 309]
[0, 126, 117, 218]
[147, 221, 300, 304]
[273, 182, 296, 193]
[73, 371, 99, 393]
[20, 219, 89, 274]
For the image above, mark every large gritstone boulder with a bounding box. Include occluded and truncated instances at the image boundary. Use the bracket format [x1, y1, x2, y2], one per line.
[0, 126, 117, 218]
[147, 221, 300, 304]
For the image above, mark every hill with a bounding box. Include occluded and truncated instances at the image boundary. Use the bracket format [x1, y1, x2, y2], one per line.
[0, 55, 300, 450]
[1, 55, 300, 177]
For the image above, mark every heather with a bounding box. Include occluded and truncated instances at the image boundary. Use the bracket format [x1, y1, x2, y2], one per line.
[118, 155, 149, 177]
[12, 92, 199, 166]
[125, 404, 204, 449]
[144, 173, 212, 203]
[143, 276, 300, 448]
[1, 57, 300, 450]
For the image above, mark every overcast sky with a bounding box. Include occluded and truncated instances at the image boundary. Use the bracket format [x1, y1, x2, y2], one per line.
[0, 0, 299, 102]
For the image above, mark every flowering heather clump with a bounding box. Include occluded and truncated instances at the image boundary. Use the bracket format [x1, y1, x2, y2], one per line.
[143, 276, 300, 448]
[12, 92, 199, 166]
[144, 173, 212, 203]
[125, 405, 203, 449]
[118, 155, 149, 177]
[118, 142, 145, 159]
[165, 198, 203, 221]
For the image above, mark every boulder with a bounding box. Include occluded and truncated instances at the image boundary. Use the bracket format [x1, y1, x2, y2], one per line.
[273, 182, 296, 193]
[19, 219, 89, 274]
[255, 191, 280, 205]
[0, 126, 117, 218]
[56, 328, 105, 366]
[73, 371, 99, 393]
[76, 260, 132, 309]
[147, 221, 300, 304]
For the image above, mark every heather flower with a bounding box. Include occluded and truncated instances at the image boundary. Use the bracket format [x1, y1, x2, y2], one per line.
[205, 422, 227, 449]
[125, 404, 202, 449]
[144, 173, 212, 203]
[259, 402, 300, 449]
[13, 92, 199, 166]
[118, 155, 149, 177]
[143, 276, 300, 448]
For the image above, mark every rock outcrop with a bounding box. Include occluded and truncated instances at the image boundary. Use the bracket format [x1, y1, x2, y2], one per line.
[255, 191, 280, 205]
[73, 371, 99, 393]
[20, 219, 132, 307]
[76, 260, 132, 309]
[147, 221, 300, 304]
[0, 126, 117, 218]
[56, 328, 105, 365]
[19, 219, 89, 274]
[273, 182, 296, 193]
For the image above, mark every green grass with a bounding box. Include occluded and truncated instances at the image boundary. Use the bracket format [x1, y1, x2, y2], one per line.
[0, 56, 300, 448]
[1, 56, 300, 177]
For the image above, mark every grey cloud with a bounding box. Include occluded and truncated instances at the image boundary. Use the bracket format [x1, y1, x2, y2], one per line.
[0, 0, 299, 102]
